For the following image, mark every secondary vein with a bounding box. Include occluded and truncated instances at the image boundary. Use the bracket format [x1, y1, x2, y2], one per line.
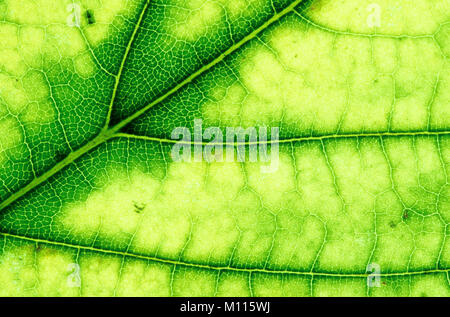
[103, 0, 152, 129]
[1, 231, 447, 278]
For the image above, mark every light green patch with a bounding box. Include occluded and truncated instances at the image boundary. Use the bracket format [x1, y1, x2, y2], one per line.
[435, 23, 450, 57]
[60, 160, 246, 262]
[410, 273, 450, 296]
[203, 12, 446, 134]
[0, 23, 18, 48]
[22, 70, 50, 101]
[0, 242, 80, 296]
[45, 24, 87, 58]
[269, 214, 326, 270]
[0, 117, 24, 165]
[36, 246, 80, 296]
[167, 0, 269, 41]
[20, 100, 55, 124]
[408, 216, 444, 269]
[0, 74, 28, 112]
[171, 0, 222, 41]
[314, 277, 366, 297]
[226, 189, 275, 265]
[74, 51, 96, 78]
[79, 254, 121, 296]
[215, 272, 251, 296]
[0, 117, 22, 151]
[0, 244, 38, 296]
[306, 0, 449, 35]
[246, 152, 296, 210]
[391, 39, 442, 131]
[115, 261, 172, 297]
[203, 83, 246, 127]
[61, 169, 161, 249]
[172, 267, 216, 296]
[253, 273, 310, 296]
[82, 0, 136, 46]
[293, 143, 342, 220]
[429, 65, 450, 129]
[18, 26, 46, 70]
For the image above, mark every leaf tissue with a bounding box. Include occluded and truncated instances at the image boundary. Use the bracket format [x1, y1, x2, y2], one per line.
[0, 0, 449, 297]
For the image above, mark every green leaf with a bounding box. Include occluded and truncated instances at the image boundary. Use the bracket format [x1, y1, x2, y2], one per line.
[0, 0, 449, 297]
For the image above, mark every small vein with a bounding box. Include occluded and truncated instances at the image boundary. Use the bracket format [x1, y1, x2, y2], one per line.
[103, 0, 152, 129]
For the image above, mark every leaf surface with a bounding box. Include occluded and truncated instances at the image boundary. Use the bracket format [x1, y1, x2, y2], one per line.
[0, 0, 449, 296]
